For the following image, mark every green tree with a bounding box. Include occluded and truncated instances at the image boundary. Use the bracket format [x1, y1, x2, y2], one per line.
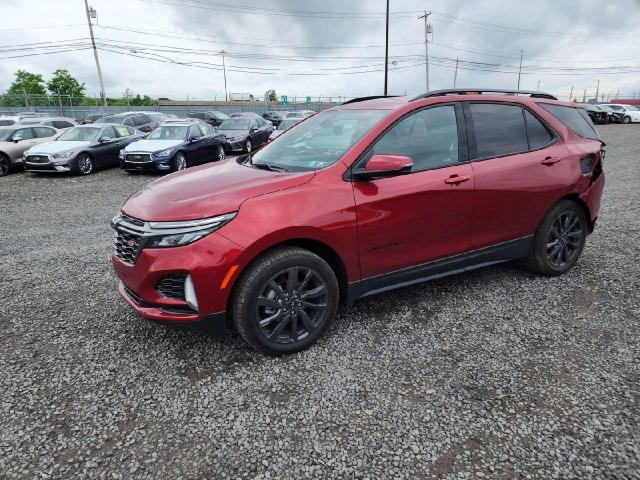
[265, 89, 277, 102]
[46, 69, 85, 98]
[7, 70, 46, 96]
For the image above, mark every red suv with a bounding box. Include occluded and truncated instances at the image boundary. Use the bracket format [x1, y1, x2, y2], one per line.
[112, 89, 605, 354]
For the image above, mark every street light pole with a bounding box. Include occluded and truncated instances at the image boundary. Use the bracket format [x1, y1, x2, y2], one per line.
[517, 50, 523, 90]
[220, 50, 228, 102]
[83, 0, 107, 106]
[384, 0, 389, 95]
[418, 11, 431, 91]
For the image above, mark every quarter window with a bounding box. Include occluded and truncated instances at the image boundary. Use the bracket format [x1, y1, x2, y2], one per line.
[524, 110, 555, 150]
[539, 104, 600, 141]
[371, 105, 459, 172]
[469, 103, 528, 159]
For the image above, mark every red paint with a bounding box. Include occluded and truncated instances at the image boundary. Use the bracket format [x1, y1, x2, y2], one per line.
[112, 94, 605, 324]
[364, 154, 413, 172]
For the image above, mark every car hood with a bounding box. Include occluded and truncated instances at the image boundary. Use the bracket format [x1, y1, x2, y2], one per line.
[219, 129, 248, 138]
[122, 159, 315, 221]
[27, 140, 90, 154]
[124, 139, 183, 153]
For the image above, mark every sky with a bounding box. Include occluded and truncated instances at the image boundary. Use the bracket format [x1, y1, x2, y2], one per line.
[2, 0, 640, 101]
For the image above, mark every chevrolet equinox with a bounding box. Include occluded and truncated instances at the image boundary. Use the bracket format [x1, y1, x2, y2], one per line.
[112, 89, 605, 354]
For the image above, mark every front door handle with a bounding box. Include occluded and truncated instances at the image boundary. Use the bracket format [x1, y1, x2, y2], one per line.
[541, 156, 561, 165]
[444, 174, 470, 185]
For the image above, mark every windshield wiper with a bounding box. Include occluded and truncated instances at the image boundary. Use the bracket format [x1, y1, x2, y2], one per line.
[245, 154, 288, 172]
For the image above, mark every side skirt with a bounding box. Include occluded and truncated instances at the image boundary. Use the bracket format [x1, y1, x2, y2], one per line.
[347, 236, 532, 303]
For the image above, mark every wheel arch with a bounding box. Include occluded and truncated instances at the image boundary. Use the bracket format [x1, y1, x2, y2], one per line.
[558, 193, 594, 233]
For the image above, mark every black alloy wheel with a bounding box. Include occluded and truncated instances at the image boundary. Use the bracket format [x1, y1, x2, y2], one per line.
[76, 154, 94, 175]
[245, 139, 252, 153]
[217, 144, 226, 161]
[231, 247, 339, 354]
[545, 211, 583, 268]
[0, 154, 10, 177]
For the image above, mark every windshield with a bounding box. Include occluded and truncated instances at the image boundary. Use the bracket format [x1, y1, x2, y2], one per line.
[99, 115, 126, 124]
[278, 119, 300, 130]
[0, 128, 16, 141]
[147, 125, 189, 140]
[251, 109, 387, 172]
[219, 119, 251, 130]
[57, 127, 100, 141]
[213, 111, 229, 119]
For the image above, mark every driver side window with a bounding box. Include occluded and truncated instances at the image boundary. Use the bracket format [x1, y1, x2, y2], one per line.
[100, 127, 116, 140]
[372, 105, 459, 173]
[189, 125, 201, 139]
[14, 128, 34, 140]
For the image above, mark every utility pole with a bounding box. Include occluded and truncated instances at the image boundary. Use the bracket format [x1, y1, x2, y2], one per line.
[84, 0, 107, 106]
[220, 50, 228, 102]
[594, 79, 600, 102]
[418, 11, 432, 91]
[615, 88, 619, 101]
[569, 85, 574, 101]
[537, 80, 541, 91]
[384, 0, 390, 95]
[453, 57, 459, 88]
[582, 88, 586, 103]
[517, 50, 523, 90]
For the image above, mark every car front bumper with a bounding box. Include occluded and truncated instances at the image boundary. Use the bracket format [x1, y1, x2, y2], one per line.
[111, 231, 245, 332]
[24, 154, 74, 172]
[224, 139, 247, 152]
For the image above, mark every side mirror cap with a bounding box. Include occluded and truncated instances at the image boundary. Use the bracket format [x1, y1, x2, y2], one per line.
[99, 137, 112, 143]
[12, 136, 22, 143]
[353, 154, 413, 181]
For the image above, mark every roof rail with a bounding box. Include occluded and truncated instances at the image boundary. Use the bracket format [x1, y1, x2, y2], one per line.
[341, 95, 399, 105]
[410, 89, 558, 101]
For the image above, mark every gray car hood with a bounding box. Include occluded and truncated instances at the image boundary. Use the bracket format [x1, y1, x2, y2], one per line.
[27, 140, 91, 155]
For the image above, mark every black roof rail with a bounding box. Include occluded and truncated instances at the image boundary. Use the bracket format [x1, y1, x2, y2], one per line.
[410, 89, 558, 101]
[341, 95, 399, 105]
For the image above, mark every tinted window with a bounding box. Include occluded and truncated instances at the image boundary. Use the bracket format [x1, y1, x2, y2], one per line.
[0, 120, 15, 126]
[539, 104, 600, 140]
[33, 127, 56, 138]
[52, 121, 74, 129]
[188, 112, 205, 119]
[100, 126, 116, 140]
[372, 105, 459, 172]
[133, 115, 149, 126]
[470, 103, 528, 158]
[14, 128, 34, 140]
[113, 125, 131, 137]
[524, 110, 555, 150]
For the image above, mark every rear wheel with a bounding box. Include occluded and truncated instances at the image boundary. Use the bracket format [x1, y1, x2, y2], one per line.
[525, 200, 587, 276]
[76, 154, 94, 175]
[0, 154, 11, 177]
[231, 247, 339, 355]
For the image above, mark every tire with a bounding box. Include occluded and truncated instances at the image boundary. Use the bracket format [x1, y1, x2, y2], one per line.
[623, 116, 631, 124]
[525, 200, 588, 276]
[244, 139, 252, 153]
[231, 247, 339, 355]
[75, 154, 94, 175]
[0, 154, 11, 177]
[216, 144, 226, 161]
[173, 152, 187, 171]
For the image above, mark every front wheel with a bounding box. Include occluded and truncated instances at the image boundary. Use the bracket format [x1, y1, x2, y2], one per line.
[244, 139, 252, 153]
[525, 200, 587, 276]
[623, 116, 631, 124]
[76, 154, 94, 175]
[173, 152, 187, 171]
[0, 154, 11, 177]
[231, 247, 339, 355]
[216, 144, 225, 161]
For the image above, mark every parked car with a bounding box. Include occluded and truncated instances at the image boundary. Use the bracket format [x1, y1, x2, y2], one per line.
[578, 104, 608, 125]
[0, 113, 44, 126]
[262, 111, 289, 127]
[188, 111, 229, 127]
[145, 112, 177, 124]
[0, 125, 59, 176]
[230, 112, 266, 121]
[111, 89, 605, 354]
[79, 113, 105, 124]
[18, 117, 78, 130]
[602, 104, 640, 123]
[268, 118, 301, 140]
[219, 116, 273, 152]
[97, 112, 158, 133]
[24, 124, 144, 175]
[120, 120, 226, 173]
[594, 104, 624, 123]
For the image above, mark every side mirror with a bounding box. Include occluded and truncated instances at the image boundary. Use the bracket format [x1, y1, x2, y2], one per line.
[189, 136, 199, 142]
[99, 137, 112, 143]
[12, 136, 23, 143]
[249, 127, 257, 133]
[353, 154, 413, 181]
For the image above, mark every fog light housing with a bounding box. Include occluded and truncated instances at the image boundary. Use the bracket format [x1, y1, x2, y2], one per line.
[184, 275, 198, 311]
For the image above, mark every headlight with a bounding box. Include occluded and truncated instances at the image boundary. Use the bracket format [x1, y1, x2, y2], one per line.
[144, 213, 237, 248]
[155, 149, 173, 157]
[119, 149, 125, 159]
[52, 151, 74, 159]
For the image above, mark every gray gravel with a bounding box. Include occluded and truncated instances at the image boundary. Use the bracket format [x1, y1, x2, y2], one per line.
[1, 125, 639, 479]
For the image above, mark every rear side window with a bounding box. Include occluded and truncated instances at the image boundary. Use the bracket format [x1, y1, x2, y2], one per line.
[469, 103, 528, 159]
[524, 110, 555, 150]
[33, 127, 56, 138]
[372, 105, 459, 172]
[539, 104, 600, 140]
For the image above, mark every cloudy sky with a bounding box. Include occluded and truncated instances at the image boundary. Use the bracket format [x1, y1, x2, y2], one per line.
[2, 0, 640, 101]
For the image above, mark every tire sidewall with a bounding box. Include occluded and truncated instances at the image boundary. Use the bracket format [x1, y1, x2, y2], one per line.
[233, 249, 339, 354]
[174, 152, 187, 171]
[245, 139, 252, 153]
[217, 144, 225, 161]
[76, 154, 94, 175]
[0, 154, 10, 176]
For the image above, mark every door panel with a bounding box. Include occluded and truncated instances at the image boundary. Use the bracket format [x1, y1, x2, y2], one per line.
[354, 164, 475, 278]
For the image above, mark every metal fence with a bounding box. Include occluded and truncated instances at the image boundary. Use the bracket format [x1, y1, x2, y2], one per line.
[0, 94, 344, 120]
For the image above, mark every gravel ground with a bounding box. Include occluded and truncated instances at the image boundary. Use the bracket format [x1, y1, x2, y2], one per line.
[1, 125, 639, 479]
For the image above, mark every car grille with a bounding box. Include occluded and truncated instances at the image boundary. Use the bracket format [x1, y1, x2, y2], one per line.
[156, 275, 187, 301]
[125, 153, 152, 163]
[25, 155, 50, 164]
[113, 215, 146, 264]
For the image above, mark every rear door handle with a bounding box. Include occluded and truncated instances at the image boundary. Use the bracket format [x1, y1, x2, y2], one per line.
[541, 156, 561, 165]
[444, 174, 470, 185]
